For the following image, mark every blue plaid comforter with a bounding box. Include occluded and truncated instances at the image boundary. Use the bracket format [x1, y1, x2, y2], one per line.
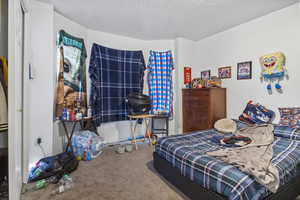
[155, 127, 300, 200]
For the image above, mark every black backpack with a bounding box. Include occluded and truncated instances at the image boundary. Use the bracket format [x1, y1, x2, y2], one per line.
[28, 152, 78, 183]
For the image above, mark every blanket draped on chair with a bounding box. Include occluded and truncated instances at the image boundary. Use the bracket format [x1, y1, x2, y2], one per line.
[89, 43, 145, 126]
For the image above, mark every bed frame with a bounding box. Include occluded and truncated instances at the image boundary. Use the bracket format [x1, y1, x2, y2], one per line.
[153, 152, 300, 200]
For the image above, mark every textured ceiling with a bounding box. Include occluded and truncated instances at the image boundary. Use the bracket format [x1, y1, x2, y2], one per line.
[38, 0, 298, 40]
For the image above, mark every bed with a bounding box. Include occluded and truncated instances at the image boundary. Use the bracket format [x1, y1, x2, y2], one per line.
[153, 121, 300, 200]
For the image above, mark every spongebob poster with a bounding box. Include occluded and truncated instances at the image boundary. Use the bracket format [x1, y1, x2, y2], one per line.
[259, 52, 288, 93]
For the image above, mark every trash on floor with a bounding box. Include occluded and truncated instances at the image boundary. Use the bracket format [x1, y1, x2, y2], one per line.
[72, 130, 105, 161]
[28, 152, 78, 183]
[22, 173, 75, 196]
[50, 174, 74, 196]
[22, 178, 50, 194]
[115, 144, 133, 154]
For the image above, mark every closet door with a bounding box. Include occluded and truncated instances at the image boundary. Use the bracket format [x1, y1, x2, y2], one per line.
[8, 0, 25, 199]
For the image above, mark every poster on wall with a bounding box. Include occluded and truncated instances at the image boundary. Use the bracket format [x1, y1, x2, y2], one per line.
[184, 67, 192, 87]
[201, 70, 210, 80]
[55, 30, 88, 120]
[218, 66, 232, 79]
[237, 61, 252, 80]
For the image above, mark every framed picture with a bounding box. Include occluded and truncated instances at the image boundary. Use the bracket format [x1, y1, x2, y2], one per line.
[237, 61, 252, 80]
[201, 70, 211, 80]
[218, 66, 232, 79]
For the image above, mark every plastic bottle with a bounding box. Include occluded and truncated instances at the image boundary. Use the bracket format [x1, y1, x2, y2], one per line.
[69, 110, 74, 121]
[87, 106, 92, 118]
[61, 108, 67, 120]
[50, 174, 74, 196]
[21, 179, 48, 194]
[66, 109, 70, 120]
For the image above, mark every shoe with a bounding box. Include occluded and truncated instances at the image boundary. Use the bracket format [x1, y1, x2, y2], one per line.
[116, 145, 125, 154]
[125, 144, 133, 152]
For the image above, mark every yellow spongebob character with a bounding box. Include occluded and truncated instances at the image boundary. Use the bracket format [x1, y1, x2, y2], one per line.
[259, 52, 287, 92]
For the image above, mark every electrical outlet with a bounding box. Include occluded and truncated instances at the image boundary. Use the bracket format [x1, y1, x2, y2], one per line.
[37, 137, 42, 145]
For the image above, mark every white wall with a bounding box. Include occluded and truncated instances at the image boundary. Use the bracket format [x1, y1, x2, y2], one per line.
[87, 30, 175, 143]
[194, 3, 300, 123]
[174, 38, 196, 133]
[52, 12, 88, 154]
[52, 13, 176, 152]
[24, 0, 54, 170]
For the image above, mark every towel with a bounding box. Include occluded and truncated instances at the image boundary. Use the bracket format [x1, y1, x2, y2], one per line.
[147, 50, 174, 115]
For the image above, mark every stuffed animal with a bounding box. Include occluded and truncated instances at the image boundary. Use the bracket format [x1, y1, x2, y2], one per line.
[259, 52, 288, 93]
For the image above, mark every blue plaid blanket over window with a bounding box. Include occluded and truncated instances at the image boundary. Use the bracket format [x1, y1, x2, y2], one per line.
[148, 50, 174, 115]
[89, 43, 145, 125]
[155, 125, 300, 200]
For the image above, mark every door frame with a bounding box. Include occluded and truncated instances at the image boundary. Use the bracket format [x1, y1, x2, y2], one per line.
[8, 0, 29, 199]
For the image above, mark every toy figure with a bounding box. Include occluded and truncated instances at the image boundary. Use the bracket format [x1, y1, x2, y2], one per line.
[259, 52, 288, 94]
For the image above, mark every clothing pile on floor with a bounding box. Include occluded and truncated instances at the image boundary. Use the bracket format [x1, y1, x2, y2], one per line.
[24, 152, 79, 195]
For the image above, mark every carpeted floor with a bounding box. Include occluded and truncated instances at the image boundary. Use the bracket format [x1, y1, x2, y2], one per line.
[21, 144, 300, 200]
[22, 145, 188, 200]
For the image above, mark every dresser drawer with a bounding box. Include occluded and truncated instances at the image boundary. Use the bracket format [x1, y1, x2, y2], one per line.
[191, 89, 209, 96]
[182, 88, 226, 133]
[190, 103, 208, 113]
[182, 89, 209, 97]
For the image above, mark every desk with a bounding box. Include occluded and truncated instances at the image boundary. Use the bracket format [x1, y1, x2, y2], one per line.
[60, 117, 98, 152]
[128, 114, 154, 150]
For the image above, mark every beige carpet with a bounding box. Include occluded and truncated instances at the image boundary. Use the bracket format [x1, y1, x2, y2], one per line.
[22, 145, 187, 200]
[21, 145, 300, 200]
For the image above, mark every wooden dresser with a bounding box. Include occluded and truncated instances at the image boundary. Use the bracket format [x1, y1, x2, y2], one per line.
[182, 88, 226, 133]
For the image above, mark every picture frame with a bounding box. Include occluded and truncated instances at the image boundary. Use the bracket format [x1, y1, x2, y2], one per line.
[218, 66, 232, 79]
[201, 70, 211, 80]
[237, 61, 252, 80]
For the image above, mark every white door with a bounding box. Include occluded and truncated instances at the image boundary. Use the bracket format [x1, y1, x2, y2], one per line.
[8, 0, 25, 199]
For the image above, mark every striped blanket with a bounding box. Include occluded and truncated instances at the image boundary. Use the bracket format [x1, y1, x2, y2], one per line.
[155, 123, 300, 200]
[89, 43, 145, 125]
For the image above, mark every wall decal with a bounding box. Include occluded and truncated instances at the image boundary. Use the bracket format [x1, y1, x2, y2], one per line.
[259, 52, 288, 94]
